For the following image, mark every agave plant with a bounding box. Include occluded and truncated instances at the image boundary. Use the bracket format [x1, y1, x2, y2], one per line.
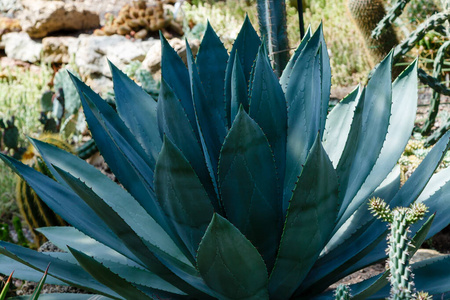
[0, 18, 450, 300]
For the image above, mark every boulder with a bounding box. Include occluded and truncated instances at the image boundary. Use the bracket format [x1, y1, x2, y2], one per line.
[142, 38, 200, 77]
[41, 36, 77, 64]
[18, 0, 100, 38]
[2, 32, 42, 63]
[68, 34, 157, 93]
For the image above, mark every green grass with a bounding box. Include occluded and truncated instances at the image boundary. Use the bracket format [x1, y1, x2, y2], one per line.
[182, 0, 371, 87]
[0, 63, 52, 215]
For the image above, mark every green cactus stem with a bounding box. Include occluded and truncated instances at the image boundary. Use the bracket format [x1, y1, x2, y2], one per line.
[369, 198, 428, 300]
[372, 0, 412, 39]
[335, 284, 351, 300]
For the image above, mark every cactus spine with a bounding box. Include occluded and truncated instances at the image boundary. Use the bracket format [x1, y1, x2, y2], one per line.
[16, 134, 71, 247]
[334, 284, 351, 300]
[369, 198, 430, 300]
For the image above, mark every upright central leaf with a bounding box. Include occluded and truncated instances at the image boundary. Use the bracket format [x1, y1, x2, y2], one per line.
[219, 108, 282, 271]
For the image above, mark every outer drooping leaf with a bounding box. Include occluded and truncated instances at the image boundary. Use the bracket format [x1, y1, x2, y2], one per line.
[159, 32, 198, 139]
[218, 108, 281, 271]
[155, 136, 214, 261]
[249, 45, 287, 196]
[230, 52, 249, 123]
[157, 79, 219, 211]
[70, 75, 169, 234]
[224, 15, 261, 127]
[283, 26, 324, 208]
[269, 135, 339, 299]
[109, 61, 161, 165]
[197, 214, 269, 300]
[323, 86, 361, 167]
[196, 22, 229, 128]
[68, 247, 153, 300]
[336, 53, 393, 223]
[0, 154, 141, 265]
[0, 242, 120, 298]
[186, 40, 227, 177]
[279, 25, 312, 91]
[30, 138, 190, 269]
[337, 60, 418, 228]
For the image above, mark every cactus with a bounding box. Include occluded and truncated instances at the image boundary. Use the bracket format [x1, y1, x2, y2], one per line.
[335, 284, 351, 300]
[371, 0, 412, 38]
[348, 0, 404, 77]
[16, 134, 71, 247]
[369, 198, 429, 300]
[256, 0, 291, 77]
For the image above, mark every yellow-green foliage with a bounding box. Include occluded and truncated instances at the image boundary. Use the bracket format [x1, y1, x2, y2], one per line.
[16, 134, 72, 247]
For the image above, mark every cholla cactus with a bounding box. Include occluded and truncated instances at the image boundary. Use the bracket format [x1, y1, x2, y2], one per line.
[334, 284, 351, 300]
[369, 198, 428, 300]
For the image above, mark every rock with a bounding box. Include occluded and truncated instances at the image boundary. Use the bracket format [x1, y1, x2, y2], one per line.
[2, 32, 42, 63]
[0, 17, 21, 39]
[41, 36, 77, 64]
[68, 34, 157, 93]
[18, 0, 100, 38]
[142, 37, 201, 77]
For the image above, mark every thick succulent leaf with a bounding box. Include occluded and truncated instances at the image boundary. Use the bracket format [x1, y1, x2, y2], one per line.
[155, 136, 214, 260]
[0, 154, 140, 264]
[269, 135, 339, 299]
[159, 32, 198, 139]
[197, 214, 269, 300]
[196, 21, 228, 128]
[256, 0, 289, 76]
[70, 75, 170, 233]
[230, 52, 249, 123]
[30, 264, 49, 300]
[218, 108, 281, 271]
[336, 52, 393, 223]
[186, 40, 227, 177]
[156, 79, 218, 208]
[68, 247, 153, 300]
[30, 139, 190, 268]
[109, 61, 161, 164]
[283, 26, 322, 207]
[10, 295, 113, 300]
[224, 16, 261, 127]
[0, 255, 65, 285]
[249, 45, 287, 194]
[337, 60, 418, 228]
[52, 166, 198, 295]
[318, 28, 332, 131]
[0, 242, 120, 298]
[323, 86, 361, 166]
[279, 25, 312, 91]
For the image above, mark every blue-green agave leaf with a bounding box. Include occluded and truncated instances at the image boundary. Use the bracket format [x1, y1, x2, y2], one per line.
[0, 242, 120, 298]
[186, 40, 227, 176]
[224, 15, 261, 127]
[269, 134, 339, 299]
[279, 25, 312, 91]
[68, 247, 153, 300]
[337, 52, 393, 223]
[230, 52, 249, 123]
[249, 45, 287, 194]
[159, 32, 198, 139]
[0, 255, 65, 285]
[323, 86, 361, 166]
[0, 154, 140, 264]
[283, 26, 322, 207]
[196, 21, 228, 128]
[155, 136, 214, 261]
[197, 214, 269, 300]
[30, 139, 190, 268]
[70, 74, 169, 232]
[337, 60, 418, 228]
[109, 61, 161, 163]
[156, 79, 218, 208]
[218, 108, 281, 272]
